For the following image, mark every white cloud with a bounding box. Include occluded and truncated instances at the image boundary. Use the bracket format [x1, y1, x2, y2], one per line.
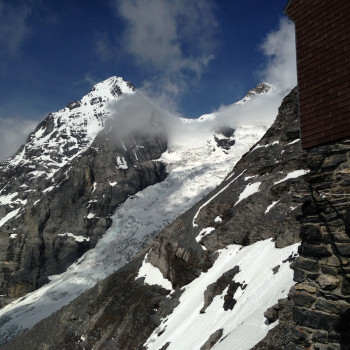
[188, 18, 298, 134]
[117, 0, 217, 73]
[0, 117, 37, 162]
[0, 2, 31, 56]
[259, 17, 297, 92]
[111, 0, 218, 112]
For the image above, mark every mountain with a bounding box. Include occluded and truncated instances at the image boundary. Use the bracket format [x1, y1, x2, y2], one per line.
[0, 77, 275, 344]
[0, 87, 305, 349]
[1, 80, 349, 350]
[0, 76, 168, 306]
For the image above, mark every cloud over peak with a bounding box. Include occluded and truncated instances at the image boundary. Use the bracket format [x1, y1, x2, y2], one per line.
[116, 0, 218, 74]
[259, 17, 297, 92]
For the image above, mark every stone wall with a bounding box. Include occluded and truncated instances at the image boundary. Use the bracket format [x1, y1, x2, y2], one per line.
[253, 139, 350, 350]
[291, 139, 350, 350]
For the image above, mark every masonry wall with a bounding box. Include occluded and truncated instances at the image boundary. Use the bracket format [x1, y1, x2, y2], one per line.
[286, 0, 350, 149]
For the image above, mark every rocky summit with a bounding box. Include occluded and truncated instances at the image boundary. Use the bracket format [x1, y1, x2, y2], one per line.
[0, 80, 349, 350]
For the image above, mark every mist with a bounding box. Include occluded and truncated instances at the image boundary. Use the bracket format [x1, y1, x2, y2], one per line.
[107, 85, 285, 150]
[106, 16, 298, 150]
[0, 117, 37, 162]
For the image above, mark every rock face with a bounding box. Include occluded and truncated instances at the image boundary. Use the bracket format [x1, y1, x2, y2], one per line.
[2, 86, 348, 350]
[0, 77, 167, 306]
[0, 88, 316, 350]
[252, 139, 350, 350]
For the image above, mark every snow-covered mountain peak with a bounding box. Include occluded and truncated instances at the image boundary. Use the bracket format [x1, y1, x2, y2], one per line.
[82, 76, 135, 103]
[0, 76, 136, 233]
[236, 82, 272, 105]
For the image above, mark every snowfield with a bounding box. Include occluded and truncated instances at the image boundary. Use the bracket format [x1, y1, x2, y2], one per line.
[0, 124, 266, 344]
[0, 79, 291, 348]
[144, 239, 299, 350]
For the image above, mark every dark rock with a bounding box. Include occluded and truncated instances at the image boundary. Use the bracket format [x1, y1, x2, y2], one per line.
[321, 265, 338, 275]
[311, 329, 328, 344]
[200, 266, 240, 313]
[314, 298, 348, 314]
[316, 274, 340, 291]
[264, 303, 281, 324]
[336, 308, 350, 349]
[300, 225, 323, 244]
[293, 257, 319, 272]
[301, 199, 319, 216]
[200, 329, 223, 350]
[298, 244, 332, 258]
[214, 136, 235, 150]
[66, 101, 81, 110]
[292, 291, 316, 308]
[223, 280, 242, 311]
[293, 307, 340, 331]
[272, 265, 280, 274]
[294, 268, 307, 283]
[335, 244, 350, 257]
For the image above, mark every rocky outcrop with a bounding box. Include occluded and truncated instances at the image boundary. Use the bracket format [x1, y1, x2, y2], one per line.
[252, 141, 350, 349]
[0, 88, 313, 349]
[0, 77, 167, 306]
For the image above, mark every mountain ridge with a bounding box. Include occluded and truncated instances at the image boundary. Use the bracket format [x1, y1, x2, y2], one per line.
[0, 87, 315, 350]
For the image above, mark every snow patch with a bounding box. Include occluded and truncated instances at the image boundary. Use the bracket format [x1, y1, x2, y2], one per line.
[0, 192, 18, 205]
[42, 186, 55, 194]
[287, 138, 300, 145]
[235, 182, 261, 206]
[196, 227, 215, 243]
[144, 239, 299, 350]
[116, 156, 128, 170]
[264, 200, 279, 214]
[58, 233, 90, 242]
[0, 208, 20, 228]
[253, 140, 279, 151]
[274, 170, 310, 185]
[136, 254, 173, 292]
[214, 216, 222, 223]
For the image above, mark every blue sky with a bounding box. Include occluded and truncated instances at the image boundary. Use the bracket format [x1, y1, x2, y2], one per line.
[0, 0, 296, 160]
